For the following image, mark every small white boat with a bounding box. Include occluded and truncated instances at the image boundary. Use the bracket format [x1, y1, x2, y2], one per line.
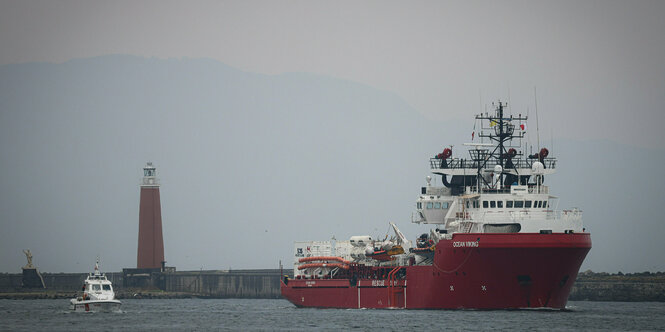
[69, 260, 121, 312]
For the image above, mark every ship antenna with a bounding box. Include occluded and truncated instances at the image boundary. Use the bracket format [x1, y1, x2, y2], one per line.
[534, 86, 540, 150]
[508, 85, 512, 114]
[525, 106, 530, 155]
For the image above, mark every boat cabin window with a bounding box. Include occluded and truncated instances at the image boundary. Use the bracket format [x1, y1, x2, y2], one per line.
[417, 202, 422, 209]
[544, 201, 549, 208]
[92, 284, 101, 291]
[426, 202, 433, 209]
[103, 285, 111, 291]
[466, 201, 470, 208]
[536, 201, 542, 208]
[473, 201, 479, 208]
[498, 201, 503, 208]
[442, 202, 449, 209]
[506, 201, 513, 208]
[525, 201, 532, 208]
[490, 201, 496, 208]
[514, 200, 524, 208]
[482, 201, 488, 208]
[434, 202, 441, 209]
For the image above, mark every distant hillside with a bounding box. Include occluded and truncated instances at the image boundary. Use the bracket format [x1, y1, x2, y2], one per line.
[0, 55, 663, 274]
[0, 55, 458, 272]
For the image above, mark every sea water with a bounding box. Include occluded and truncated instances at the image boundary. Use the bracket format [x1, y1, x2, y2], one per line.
[1, 299, 663, 331]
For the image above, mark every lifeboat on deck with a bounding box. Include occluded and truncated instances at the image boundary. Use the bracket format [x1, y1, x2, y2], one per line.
[367, 245, 405, 261]
[298, 256, 351, 265]
[297, 263, 349, 270]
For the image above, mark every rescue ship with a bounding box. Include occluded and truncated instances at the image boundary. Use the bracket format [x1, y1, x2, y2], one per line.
[280, 101, 591, 309]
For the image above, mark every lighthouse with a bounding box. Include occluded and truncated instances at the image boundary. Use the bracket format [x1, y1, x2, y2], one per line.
[136, 162, 165, 269]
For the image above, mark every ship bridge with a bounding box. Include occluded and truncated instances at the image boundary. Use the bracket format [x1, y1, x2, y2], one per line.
[412, 101, 583, 235]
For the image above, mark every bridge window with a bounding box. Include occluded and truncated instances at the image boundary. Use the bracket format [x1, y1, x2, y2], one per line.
[498, 201, 503, 208]
[514, 200, 524, 208]
[544, 201, 549, 208]
[434, 202, 441, 209]
[506, 201, 513, 208]
[417, 202, 422, 209]
[536, 201, 542, 208]
[490, 201, 496, 208]
[482, 201, 488, 208]
[103, 285, 111, 291]
[442, 202, 449, 209]
[426, 202, 433, 209]
[525, 201, 532, 208]
[92, 284, 101, 291]
[473, 201, 479, 208]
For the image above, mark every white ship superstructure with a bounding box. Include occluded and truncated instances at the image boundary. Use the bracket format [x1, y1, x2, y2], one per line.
[414, 101, 583, 235]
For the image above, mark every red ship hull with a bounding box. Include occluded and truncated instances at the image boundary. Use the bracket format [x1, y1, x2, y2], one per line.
[281, 233, 591, 309]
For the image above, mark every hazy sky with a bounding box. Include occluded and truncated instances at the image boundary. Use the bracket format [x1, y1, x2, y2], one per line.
[1, 0, 664, 146]
[1, 1, 665, 274]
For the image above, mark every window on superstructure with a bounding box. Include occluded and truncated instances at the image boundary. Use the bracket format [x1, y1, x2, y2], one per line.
[473, 201, 479, 208]
[536, 201, 542, 208]
[442, 202, 449, 209]
[525, 201, 532, 208]
[435, 202, 441, 209]
[514, 200, 524, 208]
[498, 201, 503, 208]
[482, 201, 488, 208]
[545, 201, 549, 208]
[466, 201, 470, 209]
[92, 284, 101, 291]
[417, 202, 422, 209]
[103, 285, 111, 291]
[490, 201, 496, 208]
[427, 202, 433, 209]
[506, 201, 513, 208]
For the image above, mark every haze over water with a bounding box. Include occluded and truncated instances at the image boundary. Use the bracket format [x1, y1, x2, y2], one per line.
[1, 1, 664, 275]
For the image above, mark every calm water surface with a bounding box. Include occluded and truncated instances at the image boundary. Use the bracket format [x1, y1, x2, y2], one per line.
[1, 299, 663, 331]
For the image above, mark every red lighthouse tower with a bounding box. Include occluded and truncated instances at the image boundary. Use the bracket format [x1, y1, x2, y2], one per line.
[137, 162, 165, 269]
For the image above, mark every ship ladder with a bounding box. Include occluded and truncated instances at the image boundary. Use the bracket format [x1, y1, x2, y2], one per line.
[463, 222, 473, 233]
[387, 266, 405, 308]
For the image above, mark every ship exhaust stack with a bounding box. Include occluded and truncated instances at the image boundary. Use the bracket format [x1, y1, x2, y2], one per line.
[136, 162, 165, 269]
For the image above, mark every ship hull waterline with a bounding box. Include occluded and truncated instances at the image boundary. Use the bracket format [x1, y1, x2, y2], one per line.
[69, 300, 122, 312]
[281, 233, 591, 309]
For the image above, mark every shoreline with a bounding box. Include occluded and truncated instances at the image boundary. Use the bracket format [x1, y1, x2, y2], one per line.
[0, 290, 207, 300]
[2, 270, 664, 302]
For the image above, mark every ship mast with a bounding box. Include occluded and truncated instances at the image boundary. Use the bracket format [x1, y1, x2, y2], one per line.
[476, 101, 527, 188]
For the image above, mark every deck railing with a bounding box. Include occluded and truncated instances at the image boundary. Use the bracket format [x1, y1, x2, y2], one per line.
[430, 158, 556, 170]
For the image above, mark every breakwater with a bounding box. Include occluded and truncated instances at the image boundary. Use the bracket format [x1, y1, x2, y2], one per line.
[160, 269, 287, 298]
[0, 269, 289, 299]
[1, 270, 664, 302]
[569, 271, 665, 302]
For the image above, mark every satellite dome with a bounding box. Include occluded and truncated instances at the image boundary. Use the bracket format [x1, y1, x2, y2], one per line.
[532, 161, 545, 174]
